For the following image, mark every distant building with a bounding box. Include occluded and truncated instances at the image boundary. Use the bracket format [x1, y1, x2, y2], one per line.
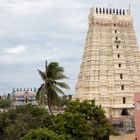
[12, 91, 38, 106]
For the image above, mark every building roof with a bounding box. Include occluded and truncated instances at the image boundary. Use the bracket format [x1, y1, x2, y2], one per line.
[15, 91, 36, 97]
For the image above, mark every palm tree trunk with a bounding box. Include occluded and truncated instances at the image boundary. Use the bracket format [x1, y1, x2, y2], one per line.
[45, 82, 53, 115]
[44, 61, 53, 115]
[47, 94, 53, 115]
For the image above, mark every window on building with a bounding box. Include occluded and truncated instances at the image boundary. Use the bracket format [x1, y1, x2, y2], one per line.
[119, 64, 121, 67]
[115, 30, 117, 33]
[121, 108, 129, 116]
[120, 10, 122, 15]
[118, 54, 120, 58]
[123, 10, 125, 15]
[120, 74, 123, 79]
[110, 9, 112, 14]
[121, 85, 124, 90]
[113, 9, 115, 13]
[116, 37, 118, 40]
[123, 97, 126, 104]
[116, 9, 118, 15]
[116, 45, 119, 49]
[99, 8, 102, 14]
[96, 8, 98, 14]
[106, 9, 108, 14]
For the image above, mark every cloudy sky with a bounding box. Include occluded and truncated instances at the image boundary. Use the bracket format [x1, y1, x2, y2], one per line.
[0, 0, 140, 95]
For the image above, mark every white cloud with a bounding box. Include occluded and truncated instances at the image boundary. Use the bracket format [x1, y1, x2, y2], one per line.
[4, 45, 27, 55]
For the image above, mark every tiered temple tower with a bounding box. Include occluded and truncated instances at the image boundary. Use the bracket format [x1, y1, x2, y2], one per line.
[73, 7, 140, 118]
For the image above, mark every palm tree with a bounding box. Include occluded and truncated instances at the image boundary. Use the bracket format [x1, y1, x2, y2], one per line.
[37, 60, 70, 115]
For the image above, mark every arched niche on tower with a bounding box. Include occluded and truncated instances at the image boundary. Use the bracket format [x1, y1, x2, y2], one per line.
[121, 108, 129, 116]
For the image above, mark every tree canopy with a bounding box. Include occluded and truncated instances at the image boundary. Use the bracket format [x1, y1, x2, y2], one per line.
[0, 99, 11, 109]
[50, 100, 113, 140]
[20, 128, 70, 140]
[0, 100, 113, 140]
[0, 104, 52, 140]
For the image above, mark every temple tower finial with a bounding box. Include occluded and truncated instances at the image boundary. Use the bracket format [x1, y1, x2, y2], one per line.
[127, 4, 131, 15]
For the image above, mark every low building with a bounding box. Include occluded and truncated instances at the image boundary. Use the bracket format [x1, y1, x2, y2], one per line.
[12, 91, 38, 106]
[110, 116, 134, 135]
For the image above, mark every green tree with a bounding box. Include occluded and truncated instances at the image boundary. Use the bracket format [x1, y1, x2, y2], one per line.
[48, 100, 113, 140]
[64, 100, 113, 140]
[20, 128, 72, 140]
[0, 104, 52, 140]
[37, 60, 69, 114]
[0, 99, 11, 109]
[50, 112, 94, 140]
[0, 100, 113, 140]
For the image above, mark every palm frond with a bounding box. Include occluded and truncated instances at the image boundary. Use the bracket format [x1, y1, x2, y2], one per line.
[47, 86, 58, 102]
[50, 91, 59, 105]
[45, 60, 48, 72]
[47, 62, 68, 80]
[55, 73, 68, 80]
[47, 62, 59, 76]
[36, 84, 44, 100]
[36, 84, 47, 105]
[51, 85, 65, 95]
[55, 82, 70, 89]
[38, 69, 46, 81]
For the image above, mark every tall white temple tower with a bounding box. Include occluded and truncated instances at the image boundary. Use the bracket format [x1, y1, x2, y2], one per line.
[73, 7, 140, 118]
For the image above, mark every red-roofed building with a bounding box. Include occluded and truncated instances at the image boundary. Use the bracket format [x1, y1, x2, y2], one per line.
[134, 93, 140, 140]
[12, 90, 38, 106]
